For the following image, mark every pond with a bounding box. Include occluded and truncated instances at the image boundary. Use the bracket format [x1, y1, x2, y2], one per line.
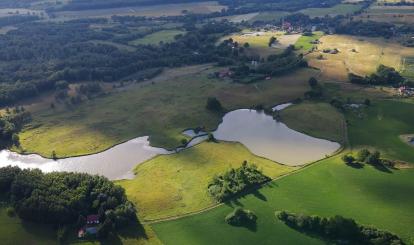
[213, 109, 340, 166]
[0, 104, 340, 178]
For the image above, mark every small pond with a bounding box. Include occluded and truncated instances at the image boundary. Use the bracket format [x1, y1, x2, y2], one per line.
[213, 109, 340, 166]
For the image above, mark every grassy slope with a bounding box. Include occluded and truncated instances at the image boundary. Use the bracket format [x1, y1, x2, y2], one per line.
[17, 66, 316, 157]
[152, 154, 414, 244]
[129, 30, 186, 46]
[280, 102, 346, 144]
[294, 31, 323, 52]
[118, 141, 294, 221]
[348, 100, 414, 163]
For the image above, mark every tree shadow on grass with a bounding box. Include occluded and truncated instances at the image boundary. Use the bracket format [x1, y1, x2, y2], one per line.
[346, 162, 364, 169]
[101, 219, 148, 245]
[372, 163, 393, 173]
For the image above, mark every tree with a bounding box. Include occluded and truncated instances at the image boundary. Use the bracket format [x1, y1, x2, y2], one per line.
[367, 151, 381, 165]
[268, 36, 277, 47]
[243, 42, 250, 48]
[308, 77, 318, 88]
[364, 99, 371, 106]
[206, 97, 223, 112]
[357, 149, 370, 162]
[341, 154, 355, 165]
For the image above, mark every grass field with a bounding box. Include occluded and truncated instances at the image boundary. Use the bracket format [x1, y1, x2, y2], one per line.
[53, 1, 226, 19]
[0, 206, 56, 245]
[223, 30, 301, 58]
[118, 141, 295, 221]
[299, 3, 363, 18]
[294, 31, 323, 52]
[248, 11, 290, 22]
[347, 100, 414, 163]
[280, 102, 347, 144]
[151, 154, 414, 244]
[129, 30, 186, 46]
[402, 56, 414, 81]
[16, 66, 317, 157]
[308, 35, 414, 81]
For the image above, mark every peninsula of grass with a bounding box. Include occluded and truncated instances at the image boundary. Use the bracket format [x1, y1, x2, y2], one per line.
[280, 102, 347, 144]
[118, 141, 294, 221]
[16, 66, 317, 157]
[151, 154, 414, 244]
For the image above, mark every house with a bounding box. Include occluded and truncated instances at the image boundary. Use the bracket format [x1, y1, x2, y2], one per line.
[87, 214, 100, 225]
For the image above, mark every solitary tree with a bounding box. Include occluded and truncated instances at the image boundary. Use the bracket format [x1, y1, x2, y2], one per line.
[206, 97, 223, 112]
[268, 36, 277, 47]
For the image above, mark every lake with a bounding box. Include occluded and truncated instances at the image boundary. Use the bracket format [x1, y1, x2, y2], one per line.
[213, 109, 340, 166]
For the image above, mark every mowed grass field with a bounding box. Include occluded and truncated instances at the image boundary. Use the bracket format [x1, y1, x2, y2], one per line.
[294, 31, 323, 52]
[53, 1, 226, 19]
[299, 3, 363, 18]
[347, 100, 414, 163]
[356, 4, 414, 24]
[402, 56, 414, 81]
[17, 65, 317, 157]
[151, 154, 414, 244]
[129, 29, 186, 46]
[118, 142, 295, 221]
[308, 35, 414, 81]
[280, 102, 347, 144]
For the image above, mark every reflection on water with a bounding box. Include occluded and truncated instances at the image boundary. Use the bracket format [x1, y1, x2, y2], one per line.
[213, 109, 340, 166]
[0, 137, 169, 180]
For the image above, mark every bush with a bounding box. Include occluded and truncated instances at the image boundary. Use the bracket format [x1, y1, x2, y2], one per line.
[225, 207, 257, 226]
[208, 162, 270, 202]
[357, 149, 371, 162]
[341, 154, 355, 165]
[6, 207, 15, 217]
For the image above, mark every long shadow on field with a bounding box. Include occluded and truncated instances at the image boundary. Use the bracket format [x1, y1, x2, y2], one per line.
[373, 163, 393, 173]
[346, 162, 364, 169]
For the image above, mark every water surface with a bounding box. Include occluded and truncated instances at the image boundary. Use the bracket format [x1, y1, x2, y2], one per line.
[213, 109, 340, 166]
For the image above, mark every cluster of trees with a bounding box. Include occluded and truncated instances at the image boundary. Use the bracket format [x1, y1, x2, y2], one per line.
[225, 207, 257, 226]
[342, 149, 383, 166]
[0, 109, 31, 147]
[276, 211, 405, 244]
[349, 65, 405, 86]
[206, 97, 223, 112]
[208, 161, 270, 201]
[0, 18, 241, 105]
[304, 77, 323, 99]
[0, 166, 137, 237]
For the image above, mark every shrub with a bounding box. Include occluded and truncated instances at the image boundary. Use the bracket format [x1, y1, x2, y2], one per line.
[6, 207, 15, 217]
[225, 207, 257, 226]
[357, 149, 371, 162]
[206, 97, 223, 112]
[341, 154, 355, 165]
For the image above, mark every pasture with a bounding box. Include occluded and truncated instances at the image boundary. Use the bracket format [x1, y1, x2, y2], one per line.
[16, 65, 317, 157]
[402, 56, 414, 81]
[347, 100, 414, 163]
[248, 11, 290, 22]
[151, 154, 414, 244]
[299, 3, 363, 18]
[53, 1, 226, 19]
[129, 29, 185, 46]
[119, 141, 294, 221]
[308, 35, 414, 81]
[280, 102, 347, 144]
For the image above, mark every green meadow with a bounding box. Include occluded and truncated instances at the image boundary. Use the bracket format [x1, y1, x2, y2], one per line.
[294, 31, 323, 52]
[299, 3, 364, 18]
[152, 154, 414, 244]
[129, 29, 186, 46]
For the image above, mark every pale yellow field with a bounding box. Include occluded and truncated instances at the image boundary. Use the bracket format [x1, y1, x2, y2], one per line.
[222, 30, 300, 57]
[118, 141, 295, 221]
[308, 35, 414, 82]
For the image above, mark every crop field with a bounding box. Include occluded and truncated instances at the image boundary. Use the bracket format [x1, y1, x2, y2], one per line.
[16, 65, 317, 157]
[223, 31, 301, 57]
[151, 153, 414, 244]
[307, 35, 414, 81]
[53, 1, 226, 19]
[299, 3, 363, 18]
[356, 5, 414, 24]
[248, 11, 290, 22]
[347, 100, 414, 163]
[294, 31, 323, 52]
[119, 141, 294, 221]
[129, 29, 186, 46]
[280, 102, 347, 144]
